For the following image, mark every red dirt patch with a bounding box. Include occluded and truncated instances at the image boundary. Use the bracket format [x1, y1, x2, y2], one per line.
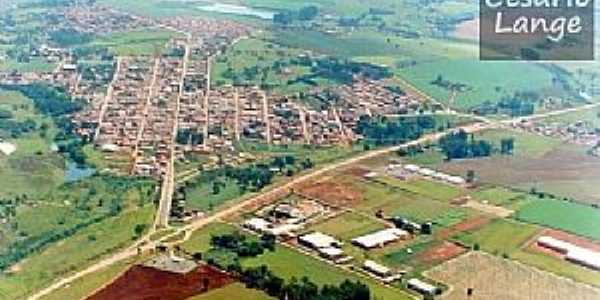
[86, 264, 234, 300]
[436, 216, 493, 239]
[296, 179, 363, 207]
[417, 241, 466, 265]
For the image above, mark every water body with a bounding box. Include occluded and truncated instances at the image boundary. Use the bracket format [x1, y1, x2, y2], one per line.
[197, 3, 275, 20]
[65, 161, 96, 183]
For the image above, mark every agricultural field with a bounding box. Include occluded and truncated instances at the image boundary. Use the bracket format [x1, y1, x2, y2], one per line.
[426, 251, 600, 300]
[453, 219, 540, 256]
[417, 129, 600, 205]
[87, 29, 183, 56]
[468, 185, 527, 208]
[515, 199, 600, 241]
[309, 211, 386, 240]
[190, 283, 275, 300]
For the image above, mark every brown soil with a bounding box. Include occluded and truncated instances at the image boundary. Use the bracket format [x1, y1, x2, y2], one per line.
[86, 264, 234, 300]
[436, 216, 493, 240]
[296, 179, 363, 207]
[417, 241, 466, 265]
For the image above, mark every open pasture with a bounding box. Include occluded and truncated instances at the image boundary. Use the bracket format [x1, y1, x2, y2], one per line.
[427, 251, 600, 300]
[432, 130, 600, 205]
[453, 219, 540, 256]
[515, 199, 600, 241]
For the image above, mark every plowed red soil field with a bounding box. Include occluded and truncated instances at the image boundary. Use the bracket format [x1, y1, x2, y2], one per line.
[86, 264, 234, 300]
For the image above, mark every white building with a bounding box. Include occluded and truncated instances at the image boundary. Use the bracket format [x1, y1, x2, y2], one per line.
[363, 260, 391, 277]
[407, 278, 440, 296]
[243, 217, 271, 232]
[299, 232, 341, 249]
[352, 228, 409, 249]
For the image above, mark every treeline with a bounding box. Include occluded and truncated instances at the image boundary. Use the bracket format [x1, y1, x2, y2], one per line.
[188, 154, 313, 195]
[439, 130, 515, 160]
[211, 232, 276, 258]
[292, 57, 392, 86]
[0, 116, 36, 139]
[49, 28, 93, 47]
[234, 265, 370, 300]
[0, 84, 82, 117]
[473, 91, 538, 117]
[356, 115, 438, 146]
[1, 84, 87, 164]
[273, 6, 319, 25]
[176, 129, 203, 146]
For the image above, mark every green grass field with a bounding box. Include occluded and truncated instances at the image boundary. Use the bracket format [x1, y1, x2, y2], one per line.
[473, 129, 562, 159]
[88, 29, 182, 56]
[309, 211, 386, 240]
[348, 177, 469, 226]
[242, 245, 413, 299]
[453, 219, 540, 256]
[515, 199, 600, 241]
[469, 185, 526, 207]
[183, 222, 413, 299]
[0, 58, 56, 73]
[39, 256, 139, 300]
[0, 205, 154, 300]
[397, 59, 555, 110]
[189, 283, 276, 300]
[0, 89, 65, 198]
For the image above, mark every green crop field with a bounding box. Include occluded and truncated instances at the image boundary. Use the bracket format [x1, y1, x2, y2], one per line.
[454, 219, 540, 256]
[309, 211, 386, 240]
[375, 177, 464, 202]
[190, 283, 276, 300]
[515, 199, 600, 241]
[348, 178, 469, 226]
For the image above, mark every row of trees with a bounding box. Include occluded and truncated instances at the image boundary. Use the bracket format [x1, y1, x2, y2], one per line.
[211, 232, 276, 258]
[228, 264, 370, 300]
[439, 130, 492, 160]
[356, 115, 437, 146]
[439, 130, 515, 160]
[273, 6, 319, 25]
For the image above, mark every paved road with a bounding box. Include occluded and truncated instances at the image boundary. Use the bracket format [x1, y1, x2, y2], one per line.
[27, 100, 599, 300]
[154, 35, 192, 229]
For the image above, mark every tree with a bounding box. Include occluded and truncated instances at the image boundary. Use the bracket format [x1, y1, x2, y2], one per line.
[500, 137, 515, 155]
[466, 170, 476, 183]
[134, 224, 147, 237]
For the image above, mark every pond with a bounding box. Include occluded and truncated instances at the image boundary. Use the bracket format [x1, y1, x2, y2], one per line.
[196, 3, 275, 20]
[65, 161, 96, 183]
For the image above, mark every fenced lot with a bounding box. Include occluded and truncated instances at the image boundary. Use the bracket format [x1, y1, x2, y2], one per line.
[426, 252, 600, 300]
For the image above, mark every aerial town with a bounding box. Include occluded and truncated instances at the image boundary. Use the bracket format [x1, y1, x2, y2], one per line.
[1, 1, 600, 300]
